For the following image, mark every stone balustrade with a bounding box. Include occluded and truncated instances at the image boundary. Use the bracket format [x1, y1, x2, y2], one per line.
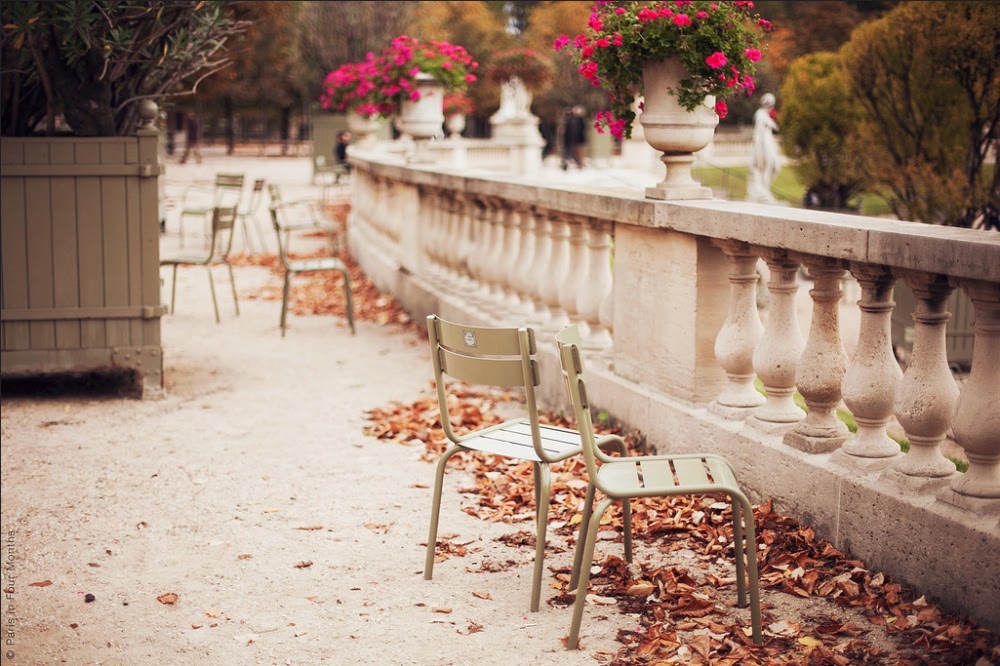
[346, 147, 1000, 633]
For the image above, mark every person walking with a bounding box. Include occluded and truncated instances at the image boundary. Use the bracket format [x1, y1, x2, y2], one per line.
[179, 111, 202, 164]
[562, 106, 587, 170]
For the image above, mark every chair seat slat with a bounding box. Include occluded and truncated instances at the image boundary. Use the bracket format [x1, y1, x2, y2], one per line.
[673, 458, 711, 487]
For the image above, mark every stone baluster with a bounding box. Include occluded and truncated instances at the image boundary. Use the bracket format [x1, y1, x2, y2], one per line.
[485, 201, 512, 308]
[541, 213, 571, 332]
[785, 255, 850, 453]
[748, 249, 806, 432]
[889, 271, 959, 485]
[498, 204, 524, 313]
[453, 194, 477, 294]
[577, 220, 614, 350]
[509, 204, 537, 317]
[429, 189, 448, 281]
[835, 264, 903, 467]
[471, 198, 499, 305]
[944, 280, 1000, 502]
[435, 191, 457, 287]
[527, 213, 554, 327]
[557, 216, 588, 330]
[710, 240, 766, 418]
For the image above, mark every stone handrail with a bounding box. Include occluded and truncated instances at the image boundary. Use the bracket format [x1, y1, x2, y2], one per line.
[346, 147, 1000, 632]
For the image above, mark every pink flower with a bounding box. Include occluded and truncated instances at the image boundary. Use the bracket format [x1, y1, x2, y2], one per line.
[595, 37, 610, 48]
[744, 48, 761, 62]
[588, 12, 604, 31]
[409, 90, 421, 101]
[574, 34, 588, 48]
[465, 73, 477, 83]
[696, 10, 708, 18]
[741, 74, 756, 95]
[757, 18, 773, 31]
[705, 51, 727, 69]
[612, 33, 623, 46]
[714, 99, 728, 119]
[637, 7, 657, 22]
[710, 2, 718, 8]
[408, 67, 420, 77]
[673, 13, 691, 27]
[553, 34, 570, 51]
[615, 7, 626, 14]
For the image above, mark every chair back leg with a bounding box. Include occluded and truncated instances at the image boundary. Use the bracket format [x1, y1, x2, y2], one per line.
[206, 265, 220, 323]
[226, 262, 240, 316]
[341, 267, 356, 334]
[530, 462, 552, 612]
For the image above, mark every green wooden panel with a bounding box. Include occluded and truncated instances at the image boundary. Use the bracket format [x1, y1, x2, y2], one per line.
[138, 135, 162, 346]
[75, 142, 101, 165]
[24, 177, 56, 349]
[101, 174, 131, 347]
[24, 141, 50, 165]
[50, 143, 74, 165]
[126, 177, 143, 343]
[1, 177, 30, 350]
[76, 176, 106, 348]
[51, 177, 82, 349]
[0, 141, 23, 165]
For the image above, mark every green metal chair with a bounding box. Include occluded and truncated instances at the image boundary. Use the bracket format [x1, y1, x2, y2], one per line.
[161, 206, 240, 323]
[268, 202, 354, 337]
[178, 173, 245, 248]
[423, 315, 630, 613]
[555, 325, 763, 649]
[236, 178, 267, 254]
[267, 183, 342, 254]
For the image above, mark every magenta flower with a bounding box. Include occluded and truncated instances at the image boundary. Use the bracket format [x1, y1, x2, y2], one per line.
[744, 48, 762, 62]
[465, 73, 477, 83]
[673, 14, 692, 27]
[706, 51, 728, 69]
[408, 90, 421, 101]
[696, 10, 708, 18]
[714, 99, 728, 118]
[553, 34, 570, 51]
[587, 12, 604, 31]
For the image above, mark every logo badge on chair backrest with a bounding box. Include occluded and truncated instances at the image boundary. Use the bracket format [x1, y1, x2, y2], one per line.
[463, 330, 477, 348]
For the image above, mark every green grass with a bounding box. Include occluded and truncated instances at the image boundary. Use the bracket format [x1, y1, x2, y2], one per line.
[692, 164, 893, 216]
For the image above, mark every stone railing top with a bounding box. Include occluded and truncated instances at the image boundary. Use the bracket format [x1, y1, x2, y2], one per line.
[350, 152, 1000, 283]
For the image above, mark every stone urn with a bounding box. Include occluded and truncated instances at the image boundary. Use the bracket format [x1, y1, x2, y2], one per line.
[398, 72, 445, 140]
[639, 58, 719, 200]
[445, 113, 466, 139]
[346, 112, 380, 146]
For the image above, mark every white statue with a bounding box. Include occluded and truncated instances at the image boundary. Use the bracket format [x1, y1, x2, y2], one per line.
[490, 77, 532, 123]
[746, 92, 780, 204]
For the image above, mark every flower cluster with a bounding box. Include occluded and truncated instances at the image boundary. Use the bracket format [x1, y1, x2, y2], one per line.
[485, 48, 556, 92]
[320, 35, 478, 119]
[443, 92, 476, 116]
[556, 1, 772, 139]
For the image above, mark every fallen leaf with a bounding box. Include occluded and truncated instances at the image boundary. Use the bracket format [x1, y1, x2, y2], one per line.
[433, 607, 453, 614]
[798, 636, 823, 647]
[191, 624, 203, 630]
[29, 580, 53, 587]
[157, 593, 178, 605]
[204, 610, 222, 618]
[263, 508, 281, 514]
[626, 582, 655, 597]
[293, 561, 313, 569]
[471, 590, 492, 600]
[237, 554, 252, 560]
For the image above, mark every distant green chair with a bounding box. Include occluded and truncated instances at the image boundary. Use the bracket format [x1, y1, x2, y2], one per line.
[555, 325, 763, 649]
[236, 178, 267, 254]
[161, 206, 240, 323]
[423, 315, 631, 613]
[268, 202, 354, 337]
[267, 183, 341, 254]
[178, 172, 244, 248]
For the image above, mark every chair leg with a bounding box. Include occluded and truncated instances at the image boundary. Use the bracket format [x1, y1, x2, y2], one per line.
[735, 492, 763, 645]
[731, 494, 748, 608]
[280, 271, 291, 337]
[170, 265, 179, 314]
[569, 483, 596, 591]
[424, 445, 463, 580]
[206, 265, 220, 323]
[226, 261, 240, 316]
[567, 496, 614, 650]
[341, 267, 356, 335]
[530, 462, 552, 612]
[240, 216, 257, 254]
[609, 440, 633, 563]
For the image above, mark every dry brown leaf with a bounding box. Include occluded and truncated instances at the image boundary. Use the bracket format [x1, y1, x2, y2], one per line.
[433, 607, 453, 614]
[156, 593, 178, 605]
[293, 561, 313, 569]
[471, 590, 492, 600]
[237, 553, 252, 560]
[28, 580, 52, 587]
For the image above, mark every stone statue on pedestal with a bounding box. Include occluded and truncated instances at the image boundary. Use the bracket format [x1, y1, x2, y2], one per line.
[746, 93, 780, 204]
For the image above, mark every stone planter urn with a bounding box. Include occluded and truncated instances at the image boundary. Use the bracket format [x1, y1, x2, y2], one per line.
[398, 72, 445, 141]
[639, 58, 719, 200]
[346, 112, 380, 146]
[445, 113, 466, 139]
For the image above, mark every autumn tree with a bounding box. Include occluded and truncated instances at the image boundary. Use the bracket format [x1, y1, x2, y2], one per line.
[840, 1, 999, 227]
[779, 52, 866, 209]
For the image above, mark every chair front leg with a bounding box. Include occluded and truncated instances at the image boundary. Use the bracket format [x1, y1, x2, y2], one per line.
[567, 495, 614, 650]
[280, 271, 292, 337]
[206, 265, 220, 323]
[170, 264, 179, 314]
[226, 261, 240, 316]
[424, 445, 463, 580]
[730, 493, 747, 608]
[734, 491, 763, 646]
[569, 482, 596, 591]
[530, 462, 552, 612]
[341, 267, 356, 335]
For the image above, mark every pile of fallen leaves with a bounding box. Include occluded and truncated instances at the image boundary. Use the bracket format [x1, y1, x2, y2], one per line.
[231, 205, 417, 331]
[363, 385, 997, 666]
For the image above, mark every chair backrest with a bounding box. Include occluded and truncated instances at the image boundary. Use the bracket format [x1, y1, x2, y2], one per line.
[555, 325, 603, 482]
[209, 206, 239, 260]
[214, 173, 245, 208]
[268, 204, 293, 270]
[267, 183, 284, 206]
[427, 314, 547, 455]
[241, 178, 265, 215]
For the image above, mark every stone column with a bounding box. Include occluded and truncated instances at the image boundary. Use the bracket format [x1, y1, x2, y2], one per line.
[454, 194, 477, 294]
[748, 249, 805, 432]
[497, 203, 523, 312]
[527, 213, 553, 327]
[466, 198, 493, 303]
[710, 240, 765, 418]
[541, 214, 571, 332]
[888, 271, 959, 486]
[577, 220, 614, 350]
[557, 216, 588, 332]
[834, 264, 902, 468]
[785, 255, 850, 453]
[509, 204, 537, 318]
[942, 280, 1000, 503]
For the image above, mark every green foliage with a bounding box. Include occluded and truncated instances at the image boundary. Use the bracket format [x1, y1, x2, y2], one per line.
[1, 0, 247, 136]
[779, 52, 867, 209]
[486, 48, 555, 92]
[839, 1, 1000, 227]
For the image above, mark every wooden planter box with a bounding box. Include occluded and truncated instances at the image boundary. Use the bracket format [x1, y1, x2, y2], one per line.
[1, 128, 166, 397]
